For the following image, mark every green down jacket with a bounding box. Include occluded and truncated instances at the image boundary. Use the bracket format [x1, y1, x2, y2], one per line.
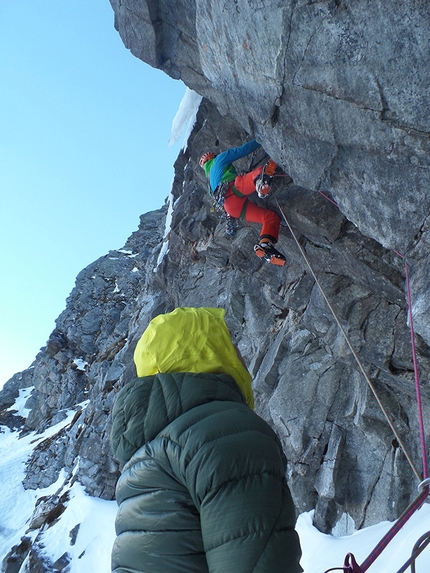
[110, 372, 302, 573]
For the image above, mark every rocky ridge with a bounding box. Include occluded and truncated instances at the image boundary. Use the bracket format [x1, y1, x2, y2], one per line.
[1, 1, 430, 571]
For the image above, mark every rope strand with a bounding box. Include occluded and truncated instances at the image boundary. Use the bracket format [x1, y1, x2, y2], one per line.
[360, 486, 429, 572]
[274, 197, 421, 481]
[405, 260, 429, 480]
[294, 191, 430, 572]
[395, 529, 430, 573]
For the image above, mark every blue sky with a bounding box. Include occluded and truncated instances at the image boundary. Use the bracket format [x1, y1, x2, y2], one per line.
[0, 1, 186, 387]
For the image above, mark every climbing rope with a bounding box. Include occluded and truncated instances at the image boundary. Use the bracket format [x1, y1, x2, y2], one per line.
[404, 259, 429, 481]
[274, 195, 430, 572]
[396, 529, 430, 573]
[324, 513, 430, 573]
[317, 190, 339, 207]
[312, 192, 429, 480]
[357, 485, 429, 573]
[274, 197, 421, 481]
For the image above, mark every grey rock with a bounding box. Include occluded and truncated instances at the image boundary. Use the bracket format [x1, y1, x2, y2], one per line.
[1, 3, 430, 569]
[110, 0, 430, 335]
[1, 537, 31, 573]
[3, 96, 429, 543]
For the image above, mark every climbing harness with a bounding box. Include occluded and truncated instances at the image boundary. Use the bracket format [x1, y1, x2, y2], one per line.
[210, 182, 238, 236]
[273, 195, 430, 572]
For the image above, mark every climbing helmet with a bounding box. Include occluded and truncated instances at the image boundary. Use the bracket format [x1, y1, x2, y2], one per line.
[199, 152, 216, 168]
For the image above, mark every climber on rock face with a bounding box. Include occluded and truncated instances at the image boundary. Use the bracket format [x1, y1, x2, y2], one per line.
[200, 140, 287, 266]
[110, 307, 303, 573]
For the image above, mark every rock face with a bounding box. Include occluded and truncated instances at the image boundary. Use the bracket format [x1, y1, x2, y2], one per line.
[1, 2, 430, 571]
[110, 0, 430, 344]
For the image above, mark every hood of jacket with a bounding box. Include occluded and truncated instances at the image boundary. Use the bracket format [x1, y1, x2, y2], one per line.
[110, 371, 246, 464]
[133, 307, 254, 408]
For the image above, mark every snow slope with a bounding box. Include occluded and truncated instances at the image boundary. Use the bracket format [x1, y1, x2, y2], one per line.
[1, 388, 429, 572]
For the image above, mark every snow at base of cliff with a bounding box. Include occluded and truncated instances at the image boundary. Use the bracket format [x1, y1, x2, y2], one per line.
[1, 389, 429, 572]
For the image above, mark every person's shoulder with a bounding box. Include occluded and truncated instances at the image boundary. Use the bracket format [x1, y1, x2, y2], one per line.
[163, 400, 276, 445]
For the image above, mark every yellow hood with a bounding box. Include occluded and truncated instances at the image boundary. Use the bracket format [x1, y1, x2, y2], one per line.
[133, 307, 254, 408]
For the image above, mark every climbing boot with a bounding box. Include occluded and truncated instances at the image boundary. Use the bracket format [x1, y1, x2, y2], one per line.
[254, 241, 286, 266]
[255, 159, 278, 198]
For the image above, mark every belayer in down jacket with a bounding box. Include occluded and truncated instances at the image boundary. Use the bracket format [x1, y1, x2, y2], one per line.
[110, 307, 302, 573]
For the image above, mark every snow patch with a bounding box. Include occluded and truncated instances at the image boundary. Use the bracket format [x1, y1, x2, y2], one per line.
[155, 240, 170, 270]
[0, 407, 87, 561]
[155, 191, 180, 270]
[37, 481, 117, 573]
[6, 386, 34, 418]
[1, 415, 430, 573]
[73, 358, 88, 372]
[116, 249, 138, 258]
[331, 512, 356, 537]
[296, 505, 430, 572]
[169, 88, 202, 150]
